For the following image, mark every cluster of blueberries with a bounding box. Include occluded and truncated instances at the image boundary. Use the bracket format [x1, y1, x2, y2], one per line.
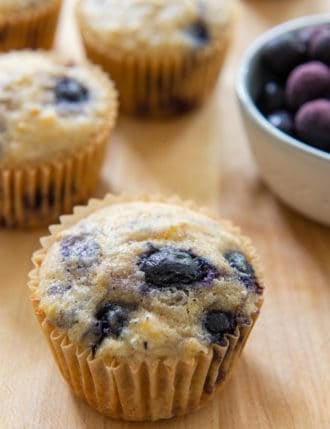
[258, 24, 330, 153]
[91, 246, 258, 353]
[58, 235, 261, 353]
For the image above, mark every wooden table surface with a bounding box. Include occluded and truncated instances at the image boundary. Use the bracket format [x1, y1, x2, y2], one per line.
[1, 0, 330, 428]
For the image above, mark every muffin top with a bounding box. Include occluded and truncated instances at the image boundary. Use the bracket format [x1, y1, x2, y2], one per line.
[35, 199, 263, 360]
[0, 0, 50, 14]
[77, 0, 232, 53]
[0, 51, 117, 168]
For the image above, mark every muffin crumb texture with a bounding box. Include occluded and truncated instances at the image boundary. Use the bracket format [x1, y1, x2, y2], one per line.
[37, 201, 263, 360]
[0, 51, 116, 167]
[77, 0, 232, 53]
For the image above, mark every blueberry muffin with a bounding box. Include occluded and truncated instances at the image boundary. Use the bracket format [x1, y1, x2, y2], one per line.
[76, 0, 234, 116]
[0, 0, 62, 51]
[29, 194, 264, 421]
[0, 51, 118, 227]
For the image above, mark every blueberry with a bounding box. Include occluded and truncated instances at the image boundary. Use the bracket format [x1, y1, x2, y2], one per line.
[55, 77, 89, 104]
[258, 81, 285, 114]
[185, 19, 210, 45]
[61, 234, 101, 269]
[268, 110, 294, 135]
[309, 27, 330, 65]
[139, 246, 218, 288]
[225, 250, 254, 276]
[295, 99, 330, 152]
[96, 302, 131, 338]
[225, 250, 262, 293]
[88, 302, 132, 353]
[296, 25, 324, 49]
[204, 310, 236, 344]
[286, 61, 330, 111]
[261, 33, 306, 77]
[47, 282, 71, 295]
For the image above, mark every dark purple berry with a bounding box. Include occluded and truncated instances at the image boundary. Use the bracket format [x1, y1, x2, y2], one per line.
[286, 61, 330, 111]
[296, 25, 324, 49]
[225, 250, 254, 276]
[295, 99, 330, 152]
[261, 33, 306, 77]
[268, 110, 294, 135]
[55, 77, 89, 104]
[139, 246, 218, 288]
[309, 27, 330, 65]
[61, 234, 101, 269]
[225, 250, 262, 294]
[96, 302, 130, 338]
[258, 81, 285, 113]
[88, 302, 133, 353]
[204, 310, 236, 344]
[185, 19, 210, 44]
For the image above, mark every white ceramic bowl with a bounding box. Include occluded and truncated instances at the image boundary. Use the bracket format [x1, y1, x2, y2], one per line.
[236, 15, 330, 226]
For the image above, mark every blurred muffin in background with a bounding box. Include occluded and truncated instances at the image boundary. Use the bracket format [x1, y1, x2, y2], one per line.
[77, 0, 234, 117]
[0, 0, 62, 51]
[0, 50, 118, 227]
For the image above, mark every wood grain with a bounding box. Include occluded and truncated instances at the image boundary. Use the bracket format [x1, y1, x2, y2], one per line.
[1, 0, 330, 428]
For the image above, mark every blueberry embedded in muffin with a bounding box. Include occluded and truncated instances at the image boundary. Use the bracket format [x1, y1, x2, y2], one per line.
[185, 19, 211, 45]
[225, 250, 263, 294]
[85, 301, 135, 353]
[139, 245, 219, 288]
[203, 310, 236, 345]
[55, 77, 89, 104]
[47, 281, 72, 296]
[60, 233, 102, 270]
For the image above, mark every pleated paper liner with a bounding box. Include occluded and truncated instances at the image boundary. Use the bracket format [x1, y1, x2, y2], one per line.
[29, 194, 264, 421]
[0, 142, 103, 228]
[0, 114, 118, 228]
[78, 21, 233, 116]
[0, 0, 62, 52]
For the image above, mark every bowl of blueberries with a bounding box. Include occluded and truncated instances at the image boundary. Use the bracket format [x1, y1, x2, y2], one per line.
[236, 14, 330, 225]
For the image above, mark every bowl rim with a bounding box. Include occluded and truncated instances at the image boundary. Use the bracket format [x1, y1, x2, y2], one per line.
[236, 13, 330, 162]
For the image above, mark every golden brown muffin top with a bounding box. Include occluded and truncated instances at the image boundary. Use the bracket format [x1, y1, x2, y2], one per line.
[35, 199, 263, 360]
[0, 51, 117, 168]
